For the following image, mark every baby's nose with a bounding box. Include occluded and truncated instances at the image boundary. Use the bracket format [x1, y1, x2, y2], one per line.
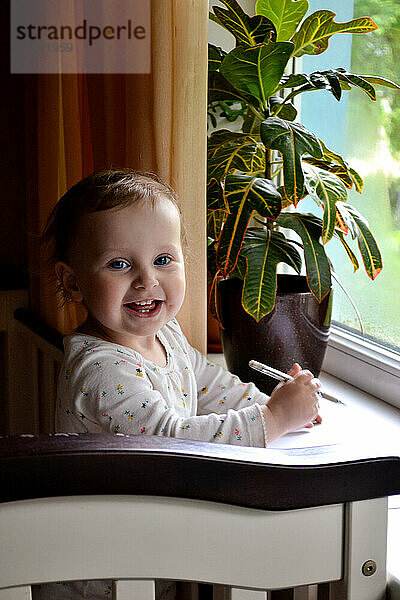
[133, 268, 159, 289]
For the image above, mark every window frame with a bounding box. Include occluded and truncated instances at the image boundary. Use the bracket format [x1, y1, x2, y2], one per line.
[323, 326, 400, 408]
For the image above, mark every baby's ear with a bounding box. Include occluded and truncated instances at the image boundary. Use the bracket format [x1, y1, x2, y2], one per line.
[55, 261, 83, 303]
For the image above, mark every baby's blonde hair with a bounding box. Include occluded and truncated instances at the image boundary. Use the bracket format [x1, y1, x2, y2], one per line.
[41, 168, 187, 304]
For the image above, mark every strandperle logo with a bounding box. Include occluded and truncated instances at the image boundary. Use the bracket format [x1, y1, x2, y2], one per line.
[15, 19, 146, 47]
[10, 0, 150, 74]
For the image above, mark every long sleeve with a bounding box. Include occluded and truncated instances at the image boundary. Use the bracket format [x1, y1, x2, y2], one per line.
[56, 330, 268, 446]
[187, 344, 270, 414]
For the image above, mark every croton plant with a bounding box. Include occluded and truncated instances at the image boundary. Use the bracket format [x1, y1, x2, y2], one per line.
[208, 0, 400, 322]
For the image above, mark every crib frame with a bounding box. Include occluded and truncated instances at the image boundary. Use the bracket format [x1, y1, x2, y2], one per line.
[0, 434, 399, 600]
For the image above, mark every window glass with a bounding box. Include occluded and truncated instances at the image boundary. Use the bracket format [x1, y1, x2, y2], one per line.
[301, 0, 400, 351]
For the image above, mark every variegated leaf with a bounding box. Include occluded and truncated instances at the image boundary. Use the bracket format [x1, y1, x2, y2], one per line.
[303, 157, 353, 188]
[334, 230, 359, 272]
[292, 10, 377, 57]
[208, 130, 265, 183]
[217, 172, 282, 276]
[304, 164, 348, 244]
[315, 140, 364, 193]
[277, 212, 331, 301]
[242, 111, 263, 134]
[260, 116, 323, 204]
[361, 75, 400, 91]
[335, 68, 376, 100]
[255, 0, 309, 42]
[343, 204, 383, 280]
[349, 168, 363, 193]
[335, 202, 359, 238]
[211, 0, 276, 46]
[220, 42, 293, 107]
[208, 71, 259, 107]
[269, 95, 297, 120]
[240, 228, 302, 320]
[208, 44, 226, 71]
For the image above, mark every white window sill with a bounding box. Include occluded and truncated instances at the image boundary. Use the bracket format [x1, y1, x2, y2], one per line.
[207, 353, 400, 578]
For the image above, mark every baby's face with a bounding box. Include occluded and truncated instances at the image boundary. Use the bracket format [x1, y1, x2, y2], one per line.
[67, 198, 186, 348]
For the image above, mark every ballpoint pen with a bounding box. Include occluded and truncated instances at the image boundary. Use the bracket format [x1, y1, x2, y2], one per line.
[249, 359, 346, 405]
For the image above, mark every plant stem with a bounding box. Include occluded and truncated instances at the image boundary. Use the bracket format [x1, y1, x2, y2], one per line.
[265, 148, 273, 230]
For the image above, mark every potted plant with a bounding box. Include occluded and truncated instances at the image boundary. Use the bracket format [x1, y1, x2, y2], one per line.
[207, 0, 399, 392]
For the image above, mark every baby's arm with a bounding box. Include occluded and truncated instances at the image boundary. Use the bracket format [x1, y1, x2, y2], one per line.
[58, 349, 266, 446]
[187, 346, 321, 444]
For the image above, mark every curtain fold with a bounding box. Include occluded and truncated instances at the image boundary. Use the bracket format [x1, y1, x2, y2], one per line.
[25, 0, 208, 353]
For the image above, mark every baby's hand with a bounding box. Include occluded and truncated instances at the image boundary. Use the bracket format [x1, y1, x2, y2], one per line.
[263, 363, 322, 440]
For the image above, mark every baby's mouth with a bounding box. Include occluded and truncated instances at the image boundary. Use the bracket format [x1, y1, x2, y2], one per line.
[124, 300, 162, 314]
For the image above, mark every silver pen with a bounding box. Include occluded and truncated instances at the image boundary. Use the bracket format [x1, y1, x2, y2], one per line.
[249, 360, 346, 405]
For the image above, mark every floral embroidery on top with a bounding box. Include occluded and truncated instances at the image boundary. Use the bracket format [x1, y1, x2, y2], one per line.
[234, 428, 242, 441]
[135, 365, 144, 377]
[124, 410, 134, 420]
[201, 386, 208, 395]
[242, 393, 251, 402]
[102, 413, 112, 422]
[116, 384, 124, 395]
[218, 396, 226, 406]
[141, 399, 150, 408]
[114, 360, 127, 366]
[140, 426, 146, 434]
[93, 361, 102, 370]
[213, 431, 223, 439]
[80, 387, 88, 396]
[179, 424, 190, 430]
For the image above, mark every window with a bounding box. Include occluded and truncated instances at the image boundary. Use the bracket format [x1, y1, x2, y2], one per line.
[300, 0, 400, 404]
[208, 0, 400, 406]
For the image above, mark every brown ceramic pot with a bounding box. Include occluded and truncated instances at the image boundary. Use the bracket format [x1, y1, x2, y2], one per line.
[217, 275, 333, 395]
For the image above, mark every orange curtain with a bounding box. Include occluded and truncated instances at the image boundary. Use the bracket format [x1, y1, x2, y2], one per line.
[25, 0, 208, 352]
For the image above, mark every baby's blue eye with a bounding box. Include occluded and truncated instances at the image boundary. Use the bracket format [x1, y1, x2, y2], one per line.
[108, 260, 129, 270]
[154, 256, 171, 266]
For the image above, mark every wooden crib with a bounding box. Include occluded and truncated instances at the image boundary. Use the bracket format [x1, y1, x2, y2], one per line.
[1, 433, 399, 600]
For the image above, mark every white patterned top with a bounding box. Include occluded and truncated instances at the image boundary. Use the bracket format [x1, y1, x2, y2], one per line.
[56, 319, 271, 447]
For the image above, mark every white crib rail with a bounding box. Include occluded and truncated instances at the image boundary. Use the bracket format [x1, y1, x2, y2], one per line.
[0, 434, 399, 600]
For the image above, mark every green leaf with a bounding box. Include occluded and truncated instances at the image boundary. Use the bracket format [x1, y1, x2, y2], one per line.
[207, 179, 225, 212]
[312, 140, 364, 193]
[278, 73, 309, 89]
[304, 164, 348, 244]
[219, 41, 294, 107]
[217, 172, 282, 276]
[242, 110, 263, 134]
[211, 0, 276, 46]
[335, 68, 376, 100]
[277, 212, 331, 301]
[360, 75, 400, 92]
[277, 70, 342, 101]
[334, 230, 359, 272]
[348, 167, 363, 193]
[269, 95, 297, 120]
[292, 10, 377, 57]
[240, 228, 302, 320]
[208, 71, 260, 108]
[255, 0, 309, 42]
[208, 44, 226, 71]
[260, 116, 323, 204]
[303, 157, 353, 188]
[335, 201, 358, 238]
[208, 130, 265, 183]
[207, 180, 227, 242]
[340, 204, 383, 280]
